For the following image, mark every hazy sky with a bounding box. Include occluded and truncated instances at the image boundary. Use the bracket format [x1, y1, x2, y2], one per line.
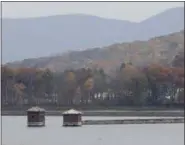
[2, 2, 184, 22]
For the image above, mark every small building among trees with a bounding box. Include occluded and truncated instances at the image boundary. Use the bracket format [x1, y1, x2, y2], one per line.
[27, 106, 45, 127]
[63, 109, 82, 126]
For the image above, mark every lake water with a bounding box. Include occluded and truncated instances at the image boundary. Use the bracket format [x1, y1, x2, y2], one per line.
[2, 116, 184, 145]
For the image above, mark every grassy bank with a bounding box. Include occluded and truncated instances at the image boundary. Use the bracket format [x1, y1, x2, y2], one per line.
[2, 104, 184, 111]
[2, 109, 184, 117]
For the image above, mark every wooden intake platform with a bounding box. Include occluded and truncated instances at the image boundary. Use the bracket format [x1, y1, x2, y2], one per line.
[82, 117, 184, 125]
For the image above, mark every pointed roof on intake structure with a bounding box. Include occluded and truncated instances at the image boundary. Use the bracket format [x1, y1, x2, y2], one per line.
[63, 109, 82, 115]
[27, 106, 45, 112]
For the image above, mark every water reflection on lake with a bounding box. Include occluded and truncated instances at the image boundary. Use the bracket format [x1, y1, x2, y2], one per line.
[2, 116, 184, 145]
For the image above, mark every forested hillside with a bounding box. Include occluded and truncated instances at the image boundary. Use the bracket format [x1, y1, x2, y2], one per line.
[6, 30, 184, 75]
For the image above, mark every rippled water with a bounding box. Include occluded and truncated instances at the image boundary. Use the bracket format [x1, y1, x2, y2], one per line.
[2, 116, 184, 145]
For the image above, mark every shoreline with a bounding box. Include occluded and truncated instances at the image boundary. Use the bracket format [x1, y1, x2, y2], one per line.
[2, 110, 184, 117]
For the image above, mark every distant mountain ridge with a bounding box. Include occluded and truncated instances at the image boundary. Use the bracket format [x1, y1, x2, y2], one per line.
[2, 7, 184, 63]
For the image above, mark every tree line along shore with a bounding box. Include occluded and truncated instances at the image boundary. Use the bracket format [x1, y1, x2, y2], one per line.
[2, 62, 184, 109]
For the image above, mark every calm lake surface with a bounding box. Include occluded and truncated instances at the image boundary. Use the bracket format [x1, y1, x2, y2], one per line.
[2, 116, 184, 145]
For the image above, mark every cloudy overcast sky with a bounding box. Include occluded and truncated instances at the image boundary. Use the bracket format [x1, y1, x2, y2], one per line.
[2, 2, 184, 22]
